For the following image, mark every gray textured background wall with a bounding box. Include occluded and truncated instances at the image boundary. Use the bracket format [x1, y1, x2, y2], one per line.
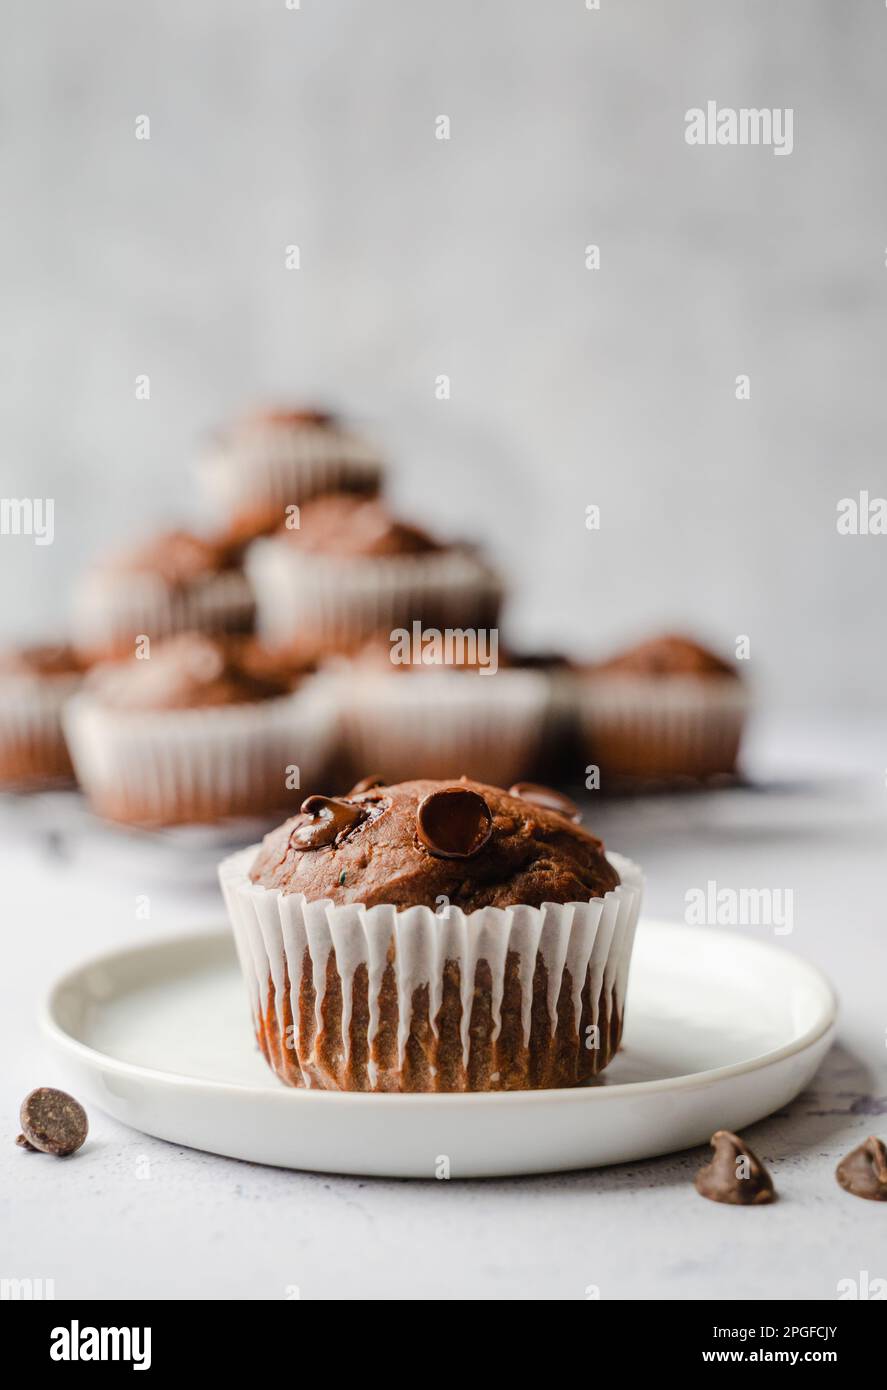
[1, 0, 885, 710]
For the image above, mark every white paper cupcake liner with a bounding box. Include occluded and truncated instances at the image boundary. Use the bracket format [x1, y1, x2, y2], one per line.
[0, 675, 81, 788]
[247, 539, 503, 647]
[576, 674, 749, 783]
[218, 847, 643, 1093]
[339, 669, 551, 786]
[71, 568, 255, 659]
[63, 679, 334, 826]
[199, 421, 385, 526]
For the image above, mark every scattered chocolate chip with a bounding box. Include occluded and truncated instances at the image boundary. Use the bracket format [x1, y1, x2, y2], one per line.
[836, 1135, 887, 1201]
[694, 1130, 775, 1205]
[348, 774, 385, 796]
[508, 781, 582, 823]
[416, 786, 493, 860]
[19, 1088, 88, 1157]
[16, 1133, 37, 1151]
[292, 795, 369, 850]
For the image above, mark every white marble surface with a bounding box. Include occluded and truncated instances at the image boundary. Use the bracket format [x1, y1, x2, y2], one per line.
[1, 714, 885, 1301]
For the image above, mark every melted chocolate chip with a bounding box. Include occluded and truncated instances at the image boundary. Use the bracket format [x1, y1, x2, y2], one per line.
[694, 1130, 775, 1206]
[19, 1088, 88, 1157]
[836, 1135, 887, 1201]
[508, 782, 582, 823]
[348, 774, 385, 796]
[292, 795, 369, 850]
[416, 786, 493, 860]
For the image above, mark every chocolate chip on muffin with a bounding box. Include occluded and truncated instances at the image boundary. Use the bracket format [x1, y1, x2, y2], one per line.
[248, 777, 620, 912]
[509, 781, 581, 823]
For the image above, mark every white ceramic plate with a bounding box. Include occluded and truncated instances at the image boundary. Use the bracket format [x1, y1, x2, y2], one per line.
[42, 922, 837, 1178]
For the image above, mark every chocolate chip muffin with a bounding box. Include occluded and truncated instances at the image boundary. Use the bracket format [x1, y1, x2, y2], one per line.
[64, 634, 333, 826]
[0, 643, 85, 789]
[199, 407, 385, 543]
[577, 633, 749, 787]
[329, 635, 552, 788]
[246, 491, 502, 650]
[220, 777, 643, 1092]
[72, 528, 255, 662]
[594, 634, 738, 680]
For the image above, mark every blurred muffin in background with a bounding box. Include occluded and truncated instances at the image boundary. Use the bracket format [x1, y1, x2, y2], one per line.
[0, 644, 85, 790]
[506, 648, 582, 782]
[247, 491, 503, 650]
[576, 633, 748, 788]
[71, 528, 255, 662]
[63, 633, 332, 827]
[198, 407, 385, 544]
[331, 636, 550, 788]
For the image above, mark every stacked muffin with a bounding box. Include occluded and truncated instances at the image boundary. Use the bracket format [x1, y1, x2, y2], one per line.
[64, 634, 331, 826]
[3, 403, 750, 822]
[574, 634, 748, 787]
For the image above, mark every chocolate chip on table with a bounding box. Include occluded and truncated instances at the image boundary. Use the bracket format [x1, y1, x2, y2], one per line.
[348, 774, 385, 796]
[292, 795, 369, 850]
[694, 1130, 775, 1205]
[508, 781, 582, 823]
[18, 1088, 88, 1157]
[836, 1135, 887, 1201]
[416, 786, 493, 860]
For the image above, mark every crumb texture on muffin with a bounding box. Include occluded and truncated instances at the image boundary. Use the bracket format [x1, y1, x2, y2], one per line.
[248, 776, 620, 911]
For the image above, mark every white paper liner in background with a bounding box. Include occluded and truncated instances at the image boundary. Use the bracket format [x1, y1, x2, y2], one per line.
[63, 680, 334, 826]
[0, 675, 81, 788]
[246, 539, 503, 647]
[71, 568, 255, 658]
[198, 421, 385, 526]
[218, 847, 643, 1093]
[575, 675, 750, 783]
[338, 669, 552, 786]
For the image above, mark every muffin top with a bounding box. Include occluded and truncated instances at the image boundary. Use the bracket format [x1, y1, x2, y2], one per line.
[248, 777, 619, 911]
[277, 492, 441, 558]
[594, 634, 737, 679]
[0, 643, 84, 680]
[100, 529, 236, 584]
[245, 406, 335, 430]
[83, 634, 293, 710]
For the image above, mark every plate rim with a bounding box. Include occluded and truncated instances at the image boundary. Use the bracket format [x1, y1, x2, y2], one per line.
[40, 921, 839, 1107]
